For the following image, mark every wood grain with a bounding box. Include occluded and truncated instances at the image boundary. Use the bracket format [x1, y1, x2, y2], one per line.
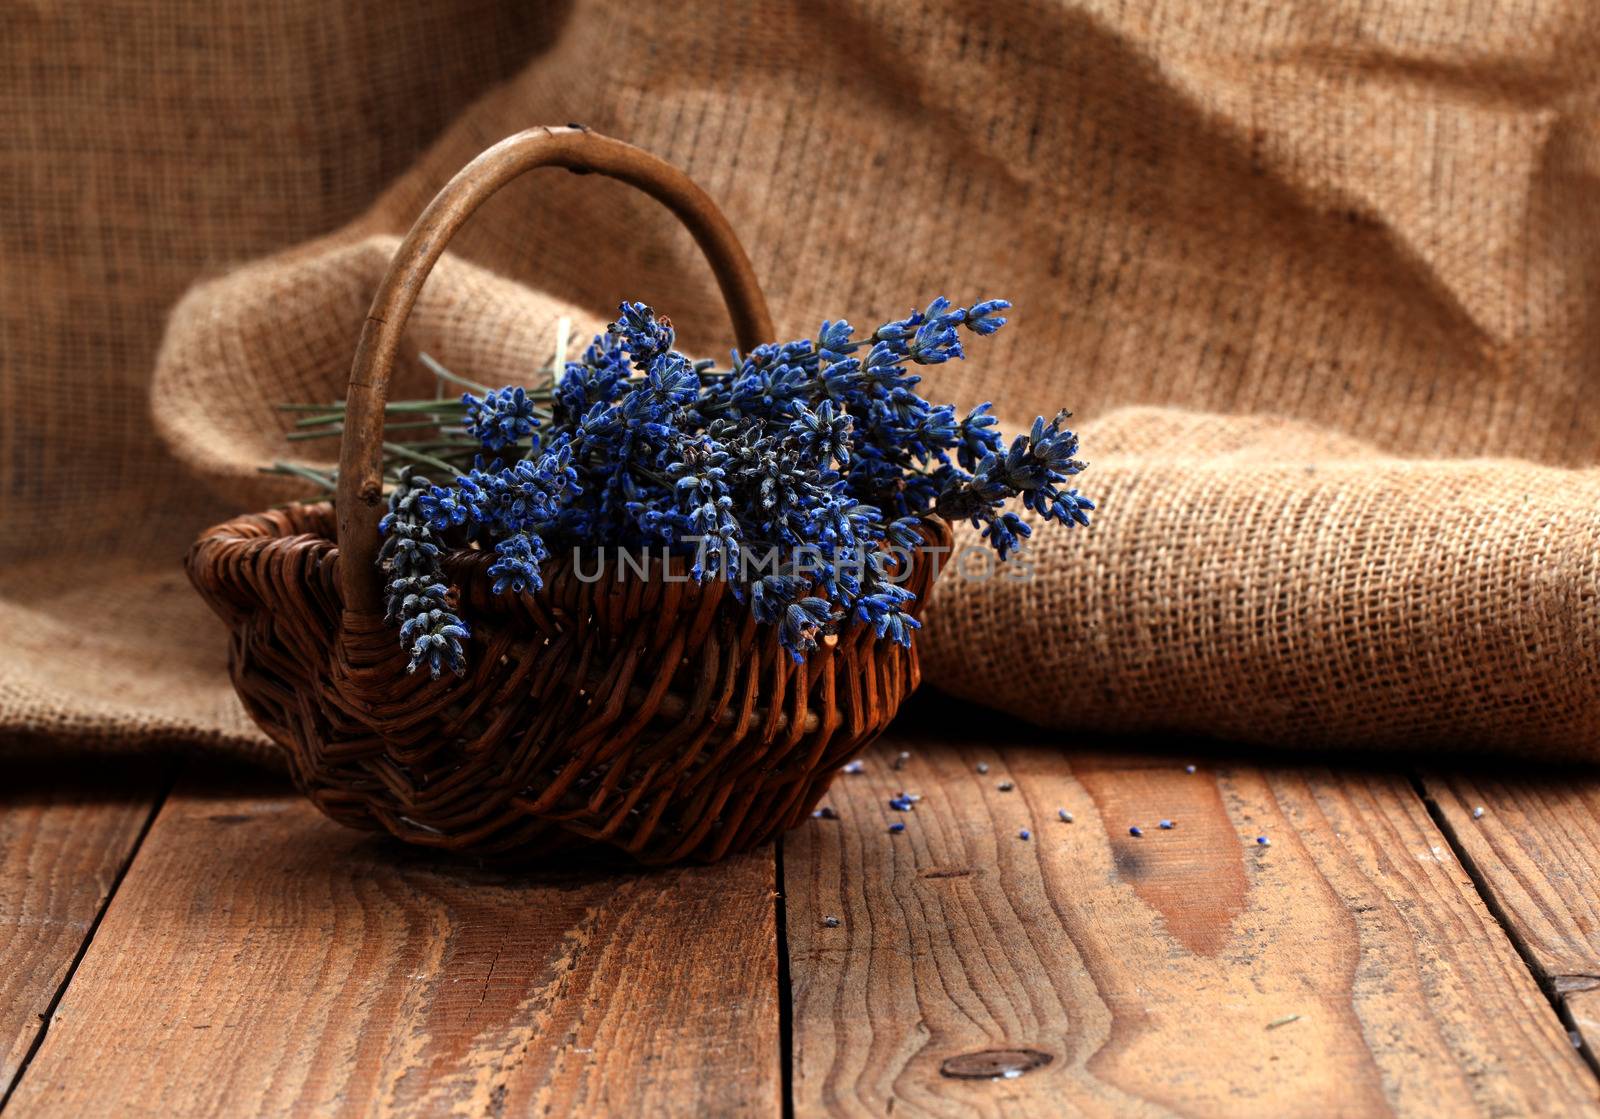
[1421, 769, 1600, 1056]
[1574, 988, 1600, 1055]
[785, 735, 1600, 1117]
[7, 765, 781, 1118]
[0, 758, 164, 1100]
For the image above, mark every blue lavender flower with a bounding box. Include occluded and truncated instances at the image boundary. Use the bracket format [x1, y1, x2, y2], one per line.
[780, 597, 835, 662]
[854, 585, 921, 647]
[666, 436, 740, 580]
[378, 468, 470, 678]
[870, 307, 922, 346]
[371, 296, 1089, 673]
[726, 348, 815, 421]
[956, 402, 1004, 471]
[429, 441, 579, 540]
[935, 409, 1093, 555]
[817, 319, 856, 364]
[750, 574, 806, 626]
[486, 532, 547, 595]
[556, 333, 630, 418]
[462, 385, 540, 452]
[886, 516, 925, 550]
[399, 609, 472, 677]
[907, 296, 966, 364]
[982, 511, 1032, 561]
[965, 299, 1011, 335]
[787, 400, 853, 467]
[862, 340, 914, 385]
[609, 301, 675, 368]
[415, 473, 481, 532]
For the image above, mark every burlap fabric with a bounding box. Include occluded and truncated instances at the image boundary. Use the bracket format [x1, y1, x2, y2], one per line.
[4, 1, 1598, 763]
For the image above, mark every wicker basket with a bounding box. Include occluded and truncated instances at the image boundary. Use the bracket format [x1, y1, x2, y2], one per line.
[187, 126, 951, 864]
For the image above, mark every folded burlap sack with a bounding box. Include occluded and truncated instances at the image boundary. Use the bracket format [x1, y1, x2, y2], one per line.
[923, 412, 1600, 758]
[6, 0, 1599, 759]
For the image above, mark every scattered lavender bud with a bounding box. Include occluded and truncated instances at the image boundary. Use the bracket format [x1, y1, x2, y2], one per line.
[997, 780, 1014, 792]
[1256, 835, 1270, 846]
[841, 760, 865, 775]
[1472, 806, 1485, 819]
[1057, 808, 1074, 823]
[1019, 829, 1031, 841]
[976, 762, 990, 774]
[1159, 819, 1174, 830]
[812, 805, 838, 819]
[1185, 764, 1197, 774]
[822, 915, 841, 928]
[888, 822, 906, 834]
[1129, 825, 1144, 837]
[893, 751, 911, 770]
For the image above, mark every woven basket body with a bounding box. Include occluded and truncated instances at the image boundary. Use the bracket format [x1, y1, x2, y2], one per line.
[186, 127, 952, 863]
[189, 502, 947, 862]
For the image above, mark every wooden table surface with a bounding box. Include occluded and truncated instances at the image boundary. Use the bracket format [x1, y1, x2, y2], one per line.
[4, 699, 1599, 1117]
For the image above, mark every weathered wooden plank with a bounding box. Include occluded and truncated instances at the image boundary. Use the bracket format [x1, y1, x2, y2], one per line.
[786, 734, 1600, 1116]
[1574, 988, 1600, 1055]
[1421, 769, 1600, 1056]
[8, 765, 781, 1118]
[0, 757, 164, 1101]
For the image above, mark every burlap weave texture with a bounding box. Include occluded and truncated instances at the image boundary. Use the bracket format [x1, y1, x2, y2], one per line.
[4, 0, 1598, 760]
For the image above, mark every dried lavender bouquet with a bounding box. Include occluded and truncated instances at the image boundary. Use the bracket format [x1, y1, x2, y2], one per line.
[279, 298, 1092, 676]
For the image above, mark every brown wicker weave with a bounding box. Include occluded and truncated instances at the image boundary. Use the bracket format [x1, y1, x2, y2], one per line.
[187, 126, 952, 863]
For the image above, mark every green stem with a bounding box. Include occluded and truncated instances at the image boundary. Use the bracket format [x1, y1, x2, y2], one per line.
[293, 400, 470, 427]
[382, 442, 460, 475]
[391, 443, 482, 454]
[260, 462, 337, 491]
[419, 352, 492, 395]
[287, 418, 451, 441]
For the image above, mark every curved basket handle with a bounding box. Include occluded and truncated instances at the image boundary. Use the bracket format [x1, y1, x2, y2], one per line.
[337, 125, 774, 614]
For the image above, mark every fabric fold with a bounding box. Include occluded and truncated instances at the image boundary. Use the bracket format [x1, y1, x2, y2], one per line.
[6, 0, 1600, 759]
[921, 409, 1600, 758]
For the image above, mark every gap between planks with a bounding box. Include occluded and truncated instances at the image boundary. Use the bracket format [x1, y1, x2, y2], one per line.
[774, 833, 797, 1119]
[1416, 767, 1600, 1077]
[0, 754, 175, 1111]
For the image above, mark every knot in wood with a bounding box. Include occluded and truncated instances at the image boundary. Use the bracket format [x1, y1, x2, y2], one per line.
[938, 1048, 1054, 1080]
